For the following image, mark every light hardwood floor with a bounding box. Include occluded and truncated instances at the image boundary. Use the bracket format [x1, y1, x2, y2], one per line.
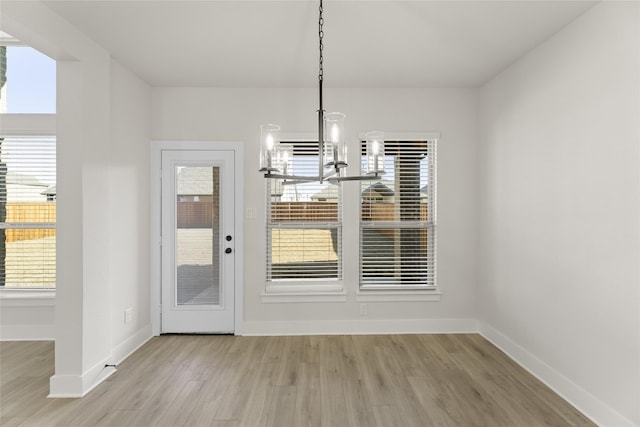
[1, 334, 595, 426]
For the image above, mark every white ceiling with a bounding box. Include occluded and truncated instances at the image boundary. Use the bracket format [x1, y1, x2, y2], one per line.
[43, 0, 597, 88]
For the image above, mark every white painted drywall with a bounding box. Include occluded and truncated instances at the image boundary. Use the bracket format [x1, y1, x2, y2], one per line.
[151, 87, 480, 330]
[0, 297, 55, 340]
[478, 2, 640, 426]
[1, 1, 152, 396]
[108, 59, 152, 362]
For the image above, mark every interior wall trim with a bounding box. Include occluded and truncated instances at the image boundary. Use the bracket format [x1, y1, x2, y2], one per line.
[0, 323, 54, 341]
[110, 324, 153, 366]
[49, 357, 116, 398]
[478, 322, 637, 427]
[243, 318, 477, 336]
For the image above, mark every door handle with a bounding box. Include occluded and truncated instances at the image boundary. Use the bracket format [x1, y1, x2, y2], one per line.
[225, 248, 232, 254]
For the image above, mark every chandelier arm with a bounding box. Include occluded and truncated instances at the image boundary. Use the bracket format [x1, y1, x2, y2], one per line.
[263, 172, 321, 180]
[327, 173, 383, 182]
[323, 169, 338, 180]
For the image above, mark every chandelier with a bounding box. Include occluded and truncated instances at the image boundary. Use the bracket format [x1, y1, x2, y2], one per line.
[259, 0, 386, 183]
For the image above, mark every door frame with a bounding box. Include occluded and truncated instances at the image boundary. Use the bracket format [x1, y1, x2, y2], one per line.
[150, 141, 244, 336]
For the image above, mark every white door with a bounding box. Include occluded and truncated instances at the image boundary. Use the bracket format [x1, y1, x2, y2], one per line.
[161, 150, 235, 333]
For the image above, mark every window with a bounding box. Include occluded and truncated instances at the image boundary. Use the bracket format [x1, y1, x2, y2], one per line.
[360, 140, 436, 289]
[1, 42, 56, 113]
[266, 142, 342, 289]
[0, 136, 56, 287]
[0, 35, 57, 288]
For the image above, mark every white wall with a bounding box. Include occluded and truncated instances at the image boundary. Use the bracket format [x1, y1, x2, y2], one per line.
[0, 1, 152, 397]
[108, 60, 152, 363]
[152, 87, 479, 333]
[478, 2, 639, 426]
[0, 294, 55, 340]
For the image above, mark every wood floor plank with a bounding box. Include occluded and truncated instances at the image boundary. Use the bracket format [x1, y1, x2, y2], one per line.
[214, 337, 268, 421]
[231, 353, 284, 426]
[336, 335, 362, 380]
[319, 376, 349, 427]
[265, 385, 297, 427]
[154, 380, 206, 426]
[408, 374, 463, 427]
[343, 378, 378, 427]
[292, 362, 321, 427]
[371, 404, 404, 427]
[16, 397, 84, 427]
[0, 374, 51, 418]
[184, 340, 240, 424]
[374, 338, 432, 427]
[301, 335, 321, 364]
[0, 334, 597, 427]
[123, 369, 191, 426]
[351, 335, 398, 406]
[92, 409, 138, 427]
[0, 416, 26, 427]
[274, 336, 303, 386]
[211, 420, 240, 427]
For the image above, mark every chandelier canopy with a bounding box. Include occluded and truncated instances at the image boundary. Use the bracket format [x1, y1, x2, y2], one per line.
[259, 0, 386, 183]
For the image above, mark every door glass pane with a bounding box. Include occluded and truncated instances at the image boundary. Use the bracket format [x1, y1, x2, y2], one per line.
[175, 166, 220, 306]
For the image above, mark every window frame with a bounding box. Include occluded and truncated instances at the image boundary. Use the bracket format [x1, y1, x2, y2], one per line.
[358, 135, 438, 292]
[0, 114, 56, 295]
[262, 132, 439, 302]
[264, 138, 345, 297]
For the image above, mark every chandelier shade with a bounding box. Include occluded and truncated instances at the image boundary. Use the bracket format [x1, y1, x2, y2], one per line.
[365, 131, 386, 175]
[277, 144, 293, 176]
[259, 124, 280, 173]
[324, 112, 347, 168]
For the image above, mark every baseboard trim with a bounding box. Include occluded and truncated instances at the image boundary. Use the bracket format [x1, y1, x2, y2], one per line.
[0, 324, 55, 341]
[243, 318, 477, 336]
[49, 357, 116, 398]
[478, 322, 637, 427]
[48, 374, 83, 398]
[110, 324, 153, 365]
[48, 325, 152, 398]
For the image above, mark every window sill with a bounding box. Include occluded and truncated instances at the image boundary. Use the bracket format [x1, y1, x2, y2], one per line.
[262, 284, 347, 303]
[356, 289, 442, 302]
[0, 288, 56, 307]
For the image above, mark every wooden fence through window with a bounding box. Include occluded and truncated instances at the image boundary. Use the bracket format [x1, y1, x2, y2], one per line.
[3, 202, 57, 243]
[177, 201, 216, 229]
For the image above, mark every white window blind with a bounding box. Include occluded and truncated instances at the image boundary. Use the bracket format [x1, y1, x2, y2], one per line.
[0, 136, 56, 287]
[266, 142, 342, 283]
[359, 140, 436, 289]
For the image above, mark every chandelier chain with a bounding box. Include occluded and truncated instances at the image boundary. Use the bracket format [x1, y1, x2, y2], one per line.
[318, 0, 324, 82]
[260, 0, 385, 182]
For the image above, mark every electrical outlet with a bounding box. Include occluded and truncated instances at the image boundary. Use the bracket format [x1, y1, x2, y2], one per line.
[359, 303, 368, 316]
[124, 308, 133, 324]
